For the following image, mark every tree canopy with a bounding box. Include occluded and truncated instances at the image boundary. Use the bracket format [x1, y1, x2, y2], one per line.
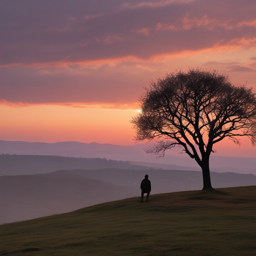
[132, 69, 256, 190]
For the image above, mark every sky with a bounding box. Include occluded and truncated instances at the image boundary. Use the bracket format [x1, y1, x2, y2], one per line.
[1, 0, 256, 157]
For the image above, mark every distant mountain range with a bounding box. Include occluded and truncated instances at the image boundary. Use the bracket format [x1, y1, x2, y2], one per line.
[1, 140, 256, 174]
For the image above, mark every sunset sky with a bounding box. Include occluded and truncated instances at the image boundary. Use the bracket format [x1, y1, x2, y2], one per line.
[1, 0, 256, 157]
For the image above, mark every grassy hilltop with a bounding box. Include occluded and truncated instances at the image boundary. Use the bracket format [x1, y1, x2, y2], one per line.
[1, 186, 256, 256]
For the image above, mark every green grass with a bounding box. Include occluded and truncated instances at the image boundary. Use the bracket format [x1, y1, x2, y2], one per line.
[1, 186, 256, 256]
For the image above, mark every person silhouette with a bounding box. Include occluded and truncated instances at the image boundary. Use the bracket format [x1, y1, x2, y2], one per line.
[140, 174, 151, 202]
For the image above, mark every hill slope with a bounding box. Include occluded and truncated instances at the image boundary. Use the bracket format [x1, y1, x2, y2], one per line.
[0, 171, 137, 224]
[1, 186, 256, 256]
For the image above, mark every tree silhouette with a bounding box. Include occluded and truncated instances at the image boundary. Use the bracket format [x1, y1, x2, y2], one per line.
[132, 69, 256, 190]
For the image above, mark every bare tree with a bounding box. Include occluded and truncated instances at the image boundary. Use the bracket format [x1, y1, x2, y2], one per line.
[132, 69, 256, 190]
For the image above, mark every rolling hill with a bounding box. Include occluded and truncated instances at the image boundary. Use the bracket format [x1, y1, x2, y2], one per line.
[1, 186, 256, 256]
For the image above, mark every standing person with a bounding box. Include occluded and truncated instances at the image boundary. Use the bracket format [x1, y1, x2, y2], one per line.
[140, 174, 151, 202]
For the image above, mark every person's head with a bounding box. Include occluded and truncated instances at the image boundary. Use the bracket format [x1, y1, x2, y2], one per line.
[145, 174, 148, 179]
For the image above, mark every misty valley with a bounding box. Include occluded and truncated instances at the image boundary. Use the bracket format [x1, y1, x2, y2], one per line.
[1, 154, 256, 224]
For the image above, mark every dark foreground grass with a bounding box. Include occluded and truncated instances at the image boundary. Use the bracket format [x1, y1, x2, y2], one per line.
[1, 186, 256, 256]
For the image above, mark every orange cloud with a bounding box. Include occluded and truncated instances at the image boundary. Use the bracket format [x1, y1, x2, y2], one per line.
[147, 38, 256, 62]
[237, 19, 256, 28]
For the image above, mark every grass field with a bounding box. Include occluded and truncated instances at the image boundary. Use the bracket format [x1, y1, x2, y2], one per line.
[1, 186, 256, 255]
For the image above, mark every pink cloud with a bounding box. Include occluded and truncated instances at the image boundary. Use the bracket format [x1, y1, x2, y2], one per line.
[1, 0, 256, 106]
[104, 36, 124, 44]
[1, 0, 256, 66]
[135, 28, 151, 36]
[121, 0, 194, 10]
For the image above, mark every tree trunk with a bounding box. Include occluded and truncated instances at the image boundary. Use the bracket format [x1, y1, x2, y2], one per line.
[201, 159, 213, 190]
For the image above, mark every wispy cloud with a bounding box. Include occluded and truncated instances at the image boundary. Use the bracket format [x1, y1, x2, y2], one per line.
[228, 66, 255, 72]
[204, 60, 256, 73]
[0, 100, 33, 108]
[135, 27, 151, 36]
[120, 0, 194, 10]
[237, 19, 256, 28]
